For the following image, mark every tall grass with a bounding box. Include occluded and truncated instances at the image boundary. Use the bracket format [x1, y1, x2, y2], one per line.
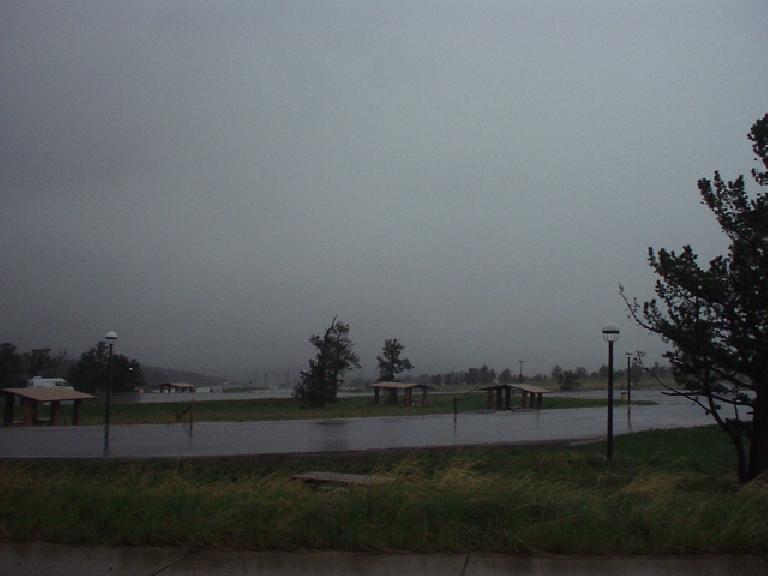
[0, 427, 764, 553]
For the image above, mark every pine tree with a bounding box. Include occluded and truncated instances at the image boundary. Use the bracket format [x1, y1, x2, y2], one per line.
[376, 338, 414, 382]
[623, 114, 768, 481]
[295, 317, 360, 407]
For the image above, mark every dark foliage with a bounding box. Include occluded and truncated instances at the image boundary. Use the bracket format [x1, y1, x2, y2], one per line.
[376, 338, 414, 381]
[622, 114, 768, 482]
[67, 341, 145, 393]
[0, 343, 22, 387]
[295, 317, 360, 407]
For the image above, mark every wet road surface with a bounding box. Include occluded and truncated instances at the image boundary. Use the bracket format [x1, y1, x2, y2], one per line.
[3, 542, 767, 576]
[0, 392, 713, 458]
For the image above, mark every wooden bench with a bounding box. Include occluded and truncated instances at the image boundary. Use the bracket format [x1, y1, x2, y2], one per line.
[292, 471, 392, 486]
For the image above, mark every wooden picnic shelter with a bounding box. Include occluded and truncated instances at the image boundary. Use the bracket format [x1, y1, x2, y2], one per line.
[479, 383, 515, 410]
[370, 381, 433, 406]
[478, 383, 549, 410]
[158, 382, 196, 393]
[2, 387, 93, 426]
[513, 384, 549, 409]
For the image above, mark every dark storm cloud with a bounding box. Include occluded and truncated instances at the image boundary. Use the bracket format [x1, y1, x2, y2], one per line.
[2, 1, 767, 378]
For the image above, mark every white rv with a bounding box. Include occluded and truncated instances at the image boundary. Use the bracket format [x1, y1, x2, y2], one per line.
[26, 377, 74, 391]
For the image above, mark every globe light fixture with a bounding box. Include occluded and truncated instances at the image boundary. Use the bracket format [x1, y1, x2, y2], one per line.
[602, 322, 620, 343]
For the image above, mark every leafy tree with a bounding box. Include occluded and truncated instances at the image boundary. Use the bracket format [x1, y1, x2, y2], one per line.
[629, 360, 644, 383]
[499, 368, 513, 383]
[465, 365, 495, 386]
[649, 362, 671, 379]
[23, 348, 67, 378]
[559, 370, 580, 392]
[0, 343, 22, 387]
[376, 338, 414, 381]
[622, 113, 768, 482]
[481, 365, 495, 383]
[551, 365, 563, 382]
[67, 342, 145, 393]
[295, 317, 360, 407]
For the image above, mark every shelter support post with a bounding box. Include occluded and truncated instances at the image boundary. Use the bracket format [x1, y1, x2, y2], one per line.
[3, 392, 14, 426]
[73, 399, 82, 426]
[23, 398, 37, 426]
[49, 401, 60, 426]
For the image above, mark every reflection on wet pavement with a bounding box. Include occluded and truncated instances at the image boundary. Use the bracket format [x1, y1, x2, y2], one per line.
[0, 391, 713, 458]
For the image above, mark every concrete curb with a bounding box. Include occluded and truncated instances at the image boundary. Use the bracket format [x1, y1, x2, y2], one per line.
[1, 542, 767, 575]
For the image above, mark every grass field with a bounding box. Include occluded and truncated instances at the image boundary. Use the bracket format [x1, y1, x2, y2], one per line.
[0, 426, 765, 553]
[44, 394, 653, 426]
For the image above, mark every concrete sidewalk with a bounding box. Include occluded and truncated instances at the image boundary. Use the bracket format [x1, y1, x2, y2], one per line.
[1, 542, 766, 575]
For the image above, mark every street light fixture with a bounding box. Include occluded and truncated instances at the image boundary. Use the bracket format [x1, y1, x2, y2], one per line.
[104, 331, 118, 452]
[602, 322, 620, 462]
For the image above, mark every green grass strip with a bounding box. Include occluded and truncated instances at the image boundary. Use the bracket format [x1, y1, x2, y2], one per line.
[0, 426, 765, 553]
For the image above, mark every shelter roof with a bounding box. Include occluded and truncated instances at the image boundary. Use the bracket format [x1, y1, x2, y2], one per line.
[511, 384, 549, 394]
[2, 387, 94, 402]
[478, 383, 516, 391]
[478, 383, 550, 394]
[369, 381, 433, 390]
[165, 382, 195, 389]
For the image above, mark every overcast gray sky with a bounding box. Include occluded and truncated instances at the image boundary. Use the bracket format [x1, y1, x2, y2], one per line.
[1, 1, 767, 379]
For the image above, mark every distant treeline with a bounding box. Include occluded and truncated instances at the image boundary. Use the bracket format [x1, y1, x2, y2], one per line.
[0, 341, 229, 394]
[0, 343, 73, 387]
[342, 361, 671, 391]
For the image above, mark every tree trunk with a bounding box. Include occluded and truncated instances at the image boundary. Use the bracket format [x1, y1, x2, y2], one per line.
[703, 377, 750, 482]
[747, 384, 768, 481]
[328, 370, 339, 403]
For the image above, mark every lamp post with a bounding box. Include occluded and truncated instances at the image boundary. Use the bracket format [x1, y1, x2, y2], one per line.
[626, 351, 633, 421]
[602, 323, 620, 462]
[104, 331, 118, 451]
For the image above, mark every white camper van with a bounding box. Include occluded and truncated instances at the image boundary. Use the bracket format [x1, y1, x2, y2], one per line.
[26, 377, 74, 391]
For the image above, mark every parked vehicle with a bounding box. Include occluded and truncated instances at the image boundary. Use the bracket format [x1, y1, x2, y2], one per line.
[26, 377, 74, 391]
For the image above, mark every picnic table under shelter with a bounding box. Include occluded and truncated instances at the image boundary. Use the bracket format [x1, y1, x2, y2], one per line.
[370, 381, 433, 406]
[478, 383, 549, 410]
[2, 387, 94, 426]
[157, 382, 196, 393]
